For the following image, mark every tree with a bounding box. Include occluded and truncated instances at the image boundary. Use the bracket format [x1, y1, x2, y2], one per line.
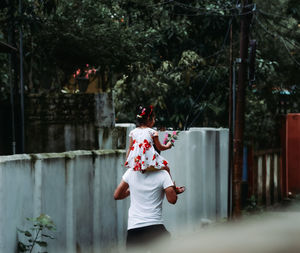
[0, 0, 234, 129]
[243, 0, 300, 148]
[0, 0, 299, 147]
[114, 0, 234, 129]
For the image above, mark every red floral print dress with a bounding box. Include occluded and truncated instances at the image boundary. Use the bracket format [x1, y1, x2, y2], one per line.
[125, 128, 169, 171]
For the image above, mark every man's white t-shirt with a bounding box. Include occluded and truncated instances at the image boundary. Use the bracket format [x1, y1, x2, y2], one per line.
[122, 169, 174, 230]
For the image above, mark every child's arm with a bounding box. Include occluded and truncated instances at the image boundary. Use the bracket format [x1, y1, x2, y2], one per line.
[153, 135, 172, 151]
[126, 137, 134, 159]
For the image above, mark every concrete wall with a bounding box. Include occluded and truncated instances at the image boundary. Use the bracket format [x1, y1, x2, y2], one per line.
[98, 123, 135, 150]
[0, 93, 116, 155]
[24, 93, 116, 154]
[160, 128, 229, 233]
[0, 128, 228, 252]
[0, 150, 127, 253]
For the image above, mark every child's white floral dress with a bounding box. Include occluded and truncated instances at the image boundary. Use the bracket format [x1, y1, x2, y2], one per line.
[125, 127, 169, 171]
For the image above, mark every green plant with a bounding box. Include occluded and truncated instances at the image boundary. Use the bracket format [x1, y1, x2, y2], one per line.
[243, 195, 264, 215]
[17, 214, 56, 253]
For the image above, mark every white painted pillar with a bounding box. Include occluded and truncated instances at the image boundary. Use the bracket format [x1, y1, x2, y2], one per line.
[65, 155, 75, 253]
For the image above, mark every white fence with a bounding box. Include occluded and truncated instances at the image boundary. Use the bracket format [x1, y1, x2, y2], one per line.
[0, 128, 228, 252]
[250, 149, 282, 206]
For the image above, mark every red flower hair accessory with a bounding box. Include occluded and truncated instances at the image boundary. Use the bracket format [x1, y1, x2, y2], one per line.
[149, 105, 153, 117]
[137, 107, 146, 118]
[140, 108, 146, 116]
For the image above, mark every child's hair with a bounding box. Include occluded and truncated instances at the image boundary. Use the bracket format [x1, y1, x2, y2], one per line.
[136, 105, 154, 126]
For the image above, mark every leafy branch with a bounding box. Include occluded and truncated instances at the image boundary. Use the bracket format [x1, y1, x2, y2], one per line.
[17, 214, 56, 253]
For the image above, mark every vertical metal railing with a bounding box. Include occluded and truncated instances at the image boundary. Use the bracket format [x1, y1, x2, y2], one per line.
[249, 149, 282, 206]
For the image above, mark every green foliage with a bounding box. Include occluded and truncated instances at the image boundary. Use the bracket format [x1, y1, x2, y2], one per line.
[242, 195, 264, 215]
[0, 54, 10, 100]
[114, 49, 229, 129]
[17, 214, 56, 253]
[245, 0, 300, 148]
[0, 0, 193, 92]
[254, 0, 300, 89]
[112, 1, 234, 129]
[0, 0, 299, 148]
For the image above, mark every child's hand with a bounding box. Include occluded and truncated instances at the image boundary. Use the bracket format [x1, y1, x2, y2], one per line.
[166, 141, 172, 149]
[163, 131, 180, 147]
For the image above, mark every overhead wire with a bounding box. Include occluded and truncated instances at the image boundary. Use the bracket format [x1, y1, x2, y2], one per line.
[184, 16, 233, 129]
[147, 0, 174, 8]
[185, 0, 257, 129]
[145, 0, 241, 12]
[281, 37, 300, 66]
[173, 9, 254, 17]
[258, 12, 300, 50]
[203, 29, 258, 60]
[187, 5, 299, 128]
[201, 45, 232, 61]
[147, 2, 295, 21]
[133, 1, 298, 127]
[258, 10, 299, 37]
[255, 15, 300, 67]
[258, 8, 296, 20]
[172, 1, 255, 17]
[173, 1, 255, 12]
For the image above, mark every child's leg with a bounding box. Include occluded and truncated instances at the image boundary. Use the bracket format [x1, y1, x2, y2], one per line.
[163, 166, 170, 174]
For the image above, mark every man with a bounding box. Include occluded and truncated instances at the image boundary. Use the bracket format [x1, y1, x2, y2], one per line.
[114, 168, 178, 250]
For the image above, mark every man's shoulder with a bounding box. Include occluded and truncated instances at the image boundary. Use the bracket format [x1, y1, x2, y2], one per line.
[122, 168, 134, 181]
[124, 168, 135, 175]
[157, 169, 169, 176]
[149, 169, 169, 179]
[151, 170, 173, 189]
[124, 169, 169, 178]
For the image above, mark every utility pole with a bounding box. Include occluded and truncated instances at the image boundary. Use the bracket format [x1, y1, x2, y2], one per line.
[8, 0, 16, 154]
[228, 22, 233, 219]
[232, 0, 253, 218]
[19, 0, 25, 153]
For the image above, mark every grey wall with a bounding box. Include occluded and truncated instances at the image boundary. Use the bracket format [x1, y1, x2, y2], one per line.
[0, 150, 127, 253]
[0, 93, 116, 155]
[0, 128, 229, 252]
[160, 128, 229, 234]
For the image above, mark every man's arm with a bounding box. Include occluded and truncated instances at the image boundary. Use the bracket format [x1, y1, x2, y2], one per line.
[164, 186, 177, 204]
[114, 180, 130, 200]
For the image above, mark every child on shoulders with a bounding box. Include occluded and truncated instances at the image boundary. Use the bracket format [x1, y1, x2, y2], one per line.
[124, 105, 185, 194]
